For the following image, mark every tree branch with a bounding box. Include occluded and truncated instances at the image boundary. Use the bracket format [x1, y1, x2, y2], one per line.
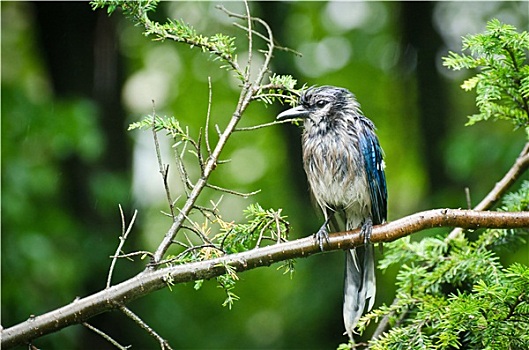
[3, 209, 528, 349]
[447, 141, 529, 240]
[152, 2, 277, 263]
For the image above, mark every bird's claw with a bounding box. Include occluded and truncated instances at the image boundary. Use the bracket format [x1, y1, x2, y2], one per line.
[360, 218, 373, 245]
[315, 220, 331, 251]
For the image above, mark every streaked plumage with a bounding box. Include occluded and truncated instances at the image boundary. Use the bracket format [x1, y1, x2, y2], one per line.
[277, 86, 387, 340]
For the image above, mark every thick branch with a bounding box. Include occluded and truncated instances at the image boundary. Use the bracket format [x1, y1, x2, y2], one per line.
[2, 209, 528, 349]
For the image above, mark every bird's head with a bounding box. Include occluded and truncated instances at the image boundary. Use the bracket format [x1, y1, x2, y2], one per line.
[277, 86, 361, 129]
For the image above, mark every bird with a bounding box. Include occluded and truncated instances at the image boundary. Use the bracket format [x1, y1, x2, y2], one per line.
[277, 85, 387, 341]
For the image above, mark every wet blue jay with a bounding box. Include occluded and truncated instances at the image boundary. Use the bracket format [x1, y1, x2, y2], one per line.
[277, 86, 387, 340]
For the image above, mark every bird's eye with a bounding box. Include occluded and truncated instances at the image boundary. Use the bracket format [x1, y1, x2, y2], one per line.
[315, 100, 327, 108]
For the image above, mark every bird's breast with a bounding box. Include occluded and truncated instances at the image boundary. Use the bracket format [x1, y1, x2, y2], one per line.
[302, 131, 371, 214]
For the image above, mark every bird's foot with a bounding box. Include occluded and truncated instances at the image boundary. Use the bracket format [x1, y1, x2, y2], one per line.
[315, 219, 331, 251]
[360, 218, 373, 245]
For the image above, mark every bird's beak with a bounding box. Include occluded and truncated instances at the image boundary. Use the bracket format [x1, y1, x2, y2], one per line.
[276, 105, 309, 120]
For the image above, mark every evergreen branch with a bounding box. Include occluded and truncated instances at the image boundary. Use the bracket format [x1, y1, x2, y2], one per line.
[442, 19, 529, 131]
[92, 1, 242, 76]
[3, 209, 528, 349]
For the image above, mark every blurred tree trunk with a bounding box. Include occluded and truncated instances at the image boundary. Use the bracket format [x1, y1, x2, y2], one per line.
[33, 3, 131, 348]
[399, 1, 451, 201]
[33, 2, 130, 215]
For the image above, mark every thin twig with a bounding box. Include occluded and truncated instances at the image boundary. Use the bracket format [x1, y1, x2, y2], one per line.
[194, 204, 220, 217]
[172, 205, 213, 245]
[244, 0, 253, 82]
[255, 220, 273, 248]
[214, 123, 222, 137]
[251, 92, 298, 103]
[255, 83, 301, 95]
[205, 183, 261, 198]
[371, 298, 411, 341]
[149, 244, 225, 268]
[172, 142, 193, 194]
[205, 77, 213, 156]
[176, 244, 226, 261]
[151, 103, 176, 220]
[234, 118, 298, 132]
[233, 22, 271, 45]
[274, 209, 285, 244]
[83, 322, 130, 349]
[196, 127, 205, 175]
[216, 3, 276, 90]
[465, 187, 472, 209]
[119, 306, 173, 350]
[181, 224, 214, 245]
[107, 206, 138, 289]
[111, 251, 154, 260]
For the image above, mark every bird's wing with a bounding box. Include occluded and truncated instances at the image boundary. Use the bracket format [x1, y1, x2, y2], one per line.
[358, 120, 387, 225]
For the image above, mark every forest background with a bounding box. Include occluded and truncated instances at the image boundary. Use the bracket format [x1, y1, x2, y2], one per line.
[2, 1, 528, 349]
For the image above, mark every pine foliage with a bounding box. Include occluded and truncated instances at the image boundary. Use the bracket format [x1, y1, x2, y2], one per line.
[443, 19, 529, 137]
[358, 183, 529, 349]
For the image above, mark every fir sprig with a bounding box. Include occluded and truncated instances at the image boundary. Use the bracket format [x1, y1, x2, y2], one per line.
[90, 0, 241, 76]
[443, 19, 529, 136]
[356, 181, 529, 349]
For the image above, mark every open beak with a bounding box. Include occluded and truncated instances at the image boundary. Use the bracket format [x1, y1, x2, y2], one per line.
[276, 105, 309, 120]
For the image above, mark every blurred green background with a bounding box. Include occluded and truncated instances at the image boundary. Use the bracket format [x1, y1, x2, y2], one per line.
[2, 1, 528, 349]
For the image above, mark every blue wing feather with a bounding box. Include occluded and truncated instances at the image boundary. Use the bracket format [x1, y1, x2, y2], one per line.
[359, 121, 387, 225]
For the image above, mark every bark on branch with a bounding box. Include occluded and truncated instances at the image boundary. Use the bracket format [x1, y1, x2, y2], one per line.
[2, 209, 528, 349]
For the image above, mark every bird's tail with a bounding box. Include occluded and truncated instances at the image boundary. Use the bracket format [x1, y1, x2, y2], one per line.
[343, 245, 376, 340]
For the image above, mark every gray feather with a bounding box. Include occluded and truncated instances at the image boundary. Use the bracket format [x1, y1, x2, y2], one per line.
[343, 244, 376, 339]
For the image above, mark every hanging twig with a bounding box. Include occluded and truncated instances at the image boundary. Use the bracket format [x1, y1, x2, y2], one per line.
[83, 322, 130, 350]
[151, 103, 176, 220]
[119, 306, 173, 350]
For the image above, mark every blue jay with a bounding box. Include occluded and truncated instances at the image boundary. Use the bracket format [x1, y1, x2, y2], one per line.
[277, 86, 387, 340]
